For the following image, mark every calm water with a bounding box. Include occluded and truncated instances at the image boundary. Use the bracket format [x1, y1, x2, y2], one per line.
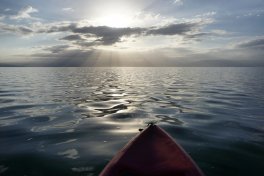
[0, 67, 263, 176]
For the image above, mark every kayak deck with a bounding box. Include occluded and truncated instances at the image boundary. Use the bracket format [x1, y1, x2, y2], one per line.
[100, 125, 204, 176]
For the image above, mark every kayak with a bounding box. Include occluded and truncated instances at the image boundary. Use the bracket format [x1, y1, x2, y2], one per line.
[100, 124, 204, 176]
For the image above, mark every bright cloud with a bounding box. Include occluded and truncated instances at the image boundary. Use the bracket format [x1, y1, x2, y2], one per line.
[62, 8, 74, 12]
[173, 0, 184, 6]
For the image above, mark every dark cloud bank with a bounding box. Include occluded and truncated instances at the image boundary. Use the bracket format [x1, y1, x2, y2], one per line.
[47, 22, 203, 46]
[0, 20, 205, 46]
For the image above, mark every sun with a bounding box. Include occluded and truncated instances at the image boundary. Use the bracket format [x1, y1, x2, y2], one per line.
[98, 13, 131, 28]
[95, 13, 133, 28]
[88, 2, 137, 28]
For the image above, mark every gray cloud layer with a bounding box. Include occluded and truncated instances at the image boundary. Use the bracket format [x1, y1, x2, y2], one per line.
[237, 38, 264, 49]
[0, 20, 206, 46]
[71, 26, 144, 45]
[0, 23, 33, 35]
[60, 34, 83, 41]
[53, 22, 204, 46]
[55, 21, 223, 47]
[147, 23, 198, 35]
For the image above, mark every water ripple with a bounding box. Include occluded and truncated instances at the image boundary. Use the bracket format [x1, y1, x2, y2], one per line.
[0, 67, 264, 176]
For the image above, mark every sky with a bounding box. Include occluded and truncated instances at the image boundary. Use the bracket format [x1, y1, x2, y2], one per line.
[0, 0, 263, 66]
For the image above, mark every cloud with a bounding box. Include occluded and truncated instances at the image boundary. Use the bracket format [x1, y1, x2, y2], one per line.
[60, 34, 98, 47]
[40, 23, 76, 33]
[51, 25, 143, 46]
[0, 23, 33, 35]
[173, 0, 184, 6]
[147, 22, 198, 35]
[0, 21, 75, 35]
[60, 34, 83, 41]
[184, 32, 210, 40]
[71, 26, 143, 44]
[0, 15, 5, 21]
[62, 8, 74, 12]
[58, 27, 143, 46]
[195, 11, 217, 18]
[10, 6, 38, 20]
[43, 45, 70, 53]
[0, 17, 210, 47]
[184, 30, 229, 41]
[54, 21, 206, 46]
[237, 38, 264, 49]
[57, 22, 203, 46]
[210, 29, 228, 35]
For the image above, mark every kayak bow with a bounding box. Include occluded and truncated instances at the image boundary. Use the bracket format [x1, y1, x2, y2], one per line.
[100, 125, 204, 176]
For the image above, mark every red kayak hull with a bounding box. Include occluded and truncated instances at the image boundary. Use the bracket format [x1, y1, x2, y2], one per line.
[100, 125, 204, 176]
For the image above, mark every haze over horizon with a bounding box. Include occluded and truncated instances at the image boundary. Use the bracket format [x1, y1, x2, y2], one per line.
[0, 0, 263, 66]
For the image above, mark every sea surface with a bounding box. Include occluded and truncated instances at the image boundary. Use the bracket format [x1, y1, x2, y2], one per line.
[0, 67, 263, 176]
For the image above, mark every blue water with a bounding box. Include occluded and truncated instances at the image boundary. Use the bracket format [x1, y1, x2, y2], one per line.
[0, 67, 263, 176]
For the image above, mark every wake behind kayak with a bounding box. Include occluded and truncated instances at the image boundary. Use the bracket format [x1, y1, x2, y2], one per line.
[100, 124, 204, 176]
